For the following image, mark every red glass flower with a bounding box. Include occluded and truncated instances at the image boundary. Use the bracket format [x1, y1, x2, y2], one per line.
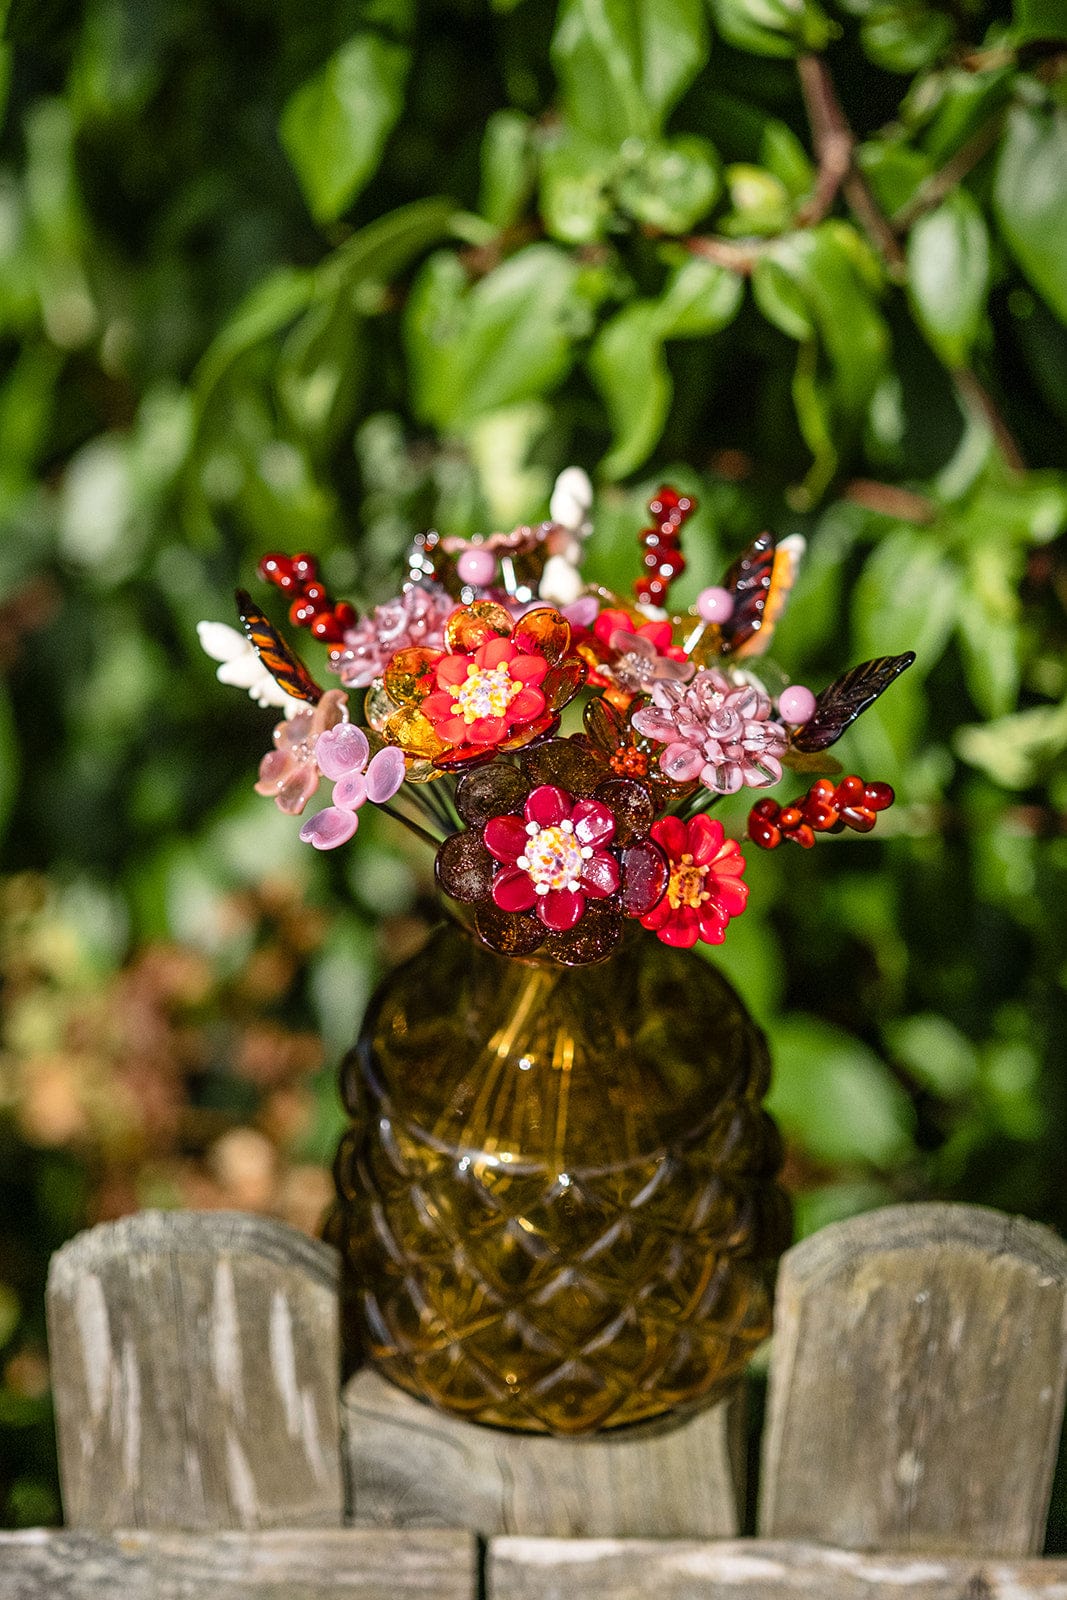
[434, 738, 668, 964]
[639, 814, 749, 948]
[381, 601, 584, 771]
[579, 607, 692, 706]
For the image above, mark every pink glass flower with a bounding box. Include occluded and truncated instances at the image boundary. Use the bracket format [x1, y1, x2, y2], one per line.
[254, 689, 348, 815]
[298, 722, 406, 851]
[330, 585, 454, 689]
[485, 785, 621, 933]
[631, 668, 788, 795]
[640, 815, 749, 948]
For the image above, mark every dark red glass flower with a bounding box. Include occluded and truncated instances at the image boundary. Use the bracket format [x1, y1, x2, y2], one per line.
[434, 738, 668, 965]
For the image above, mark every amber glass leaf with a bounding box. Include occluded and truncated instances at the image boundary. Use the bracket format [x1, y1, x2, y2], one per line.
[474, 903, 545, 956]
[384, 646, 441, 706]
[593, 776, 654, 844]
[385, 704, 447, 761]
[583, 696, 626, 752]
[435, 832, 496, 904]
[521, 737, 603, 797]
[512, 606, 571, 668]
[364, 679, 399, 733]
[455, 761, 530, 824]
[445, 601, 513, 655]
[541, 656, 586, 712]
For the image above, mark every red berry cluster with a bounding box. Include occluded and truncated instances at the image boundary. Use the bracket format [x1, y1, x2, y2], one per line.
[258, 552, 355, 645]
[748, 775, 895, 851]
[634, 486, 696, 608]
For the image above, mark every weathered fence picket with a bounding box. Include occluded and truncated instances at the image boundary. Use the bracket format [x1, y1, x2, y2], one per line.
[7, 1200, 1067, 1598]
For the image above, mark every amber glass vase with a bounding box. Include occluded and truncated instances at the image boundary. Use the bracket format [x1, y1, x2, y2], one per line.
[332, 917, 790, 1435]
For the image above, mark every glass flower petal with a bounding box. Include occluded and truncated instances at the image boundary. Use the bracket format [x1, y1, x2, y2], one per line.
[456, 763, 530, 825]
[316, 722, 370, 780]
[299, 807, 359, 850]
[435, 832, 497, 903]
[365, 746, 406, 802]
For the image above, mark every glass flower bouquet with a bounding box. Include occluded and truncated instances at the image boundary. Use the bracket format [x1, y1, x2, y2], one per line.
[199, 471, 914, 1434]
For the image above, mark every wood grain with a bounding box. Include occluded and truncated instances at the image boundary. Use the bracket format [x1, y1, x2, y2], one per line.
[488, 1536, 1067, 1600]
[0, 1529, 475, 1600]
[342, 1364, 743, 1537]
[46, 1211, 344, 1532]
[760, 1203, 1067, 1556]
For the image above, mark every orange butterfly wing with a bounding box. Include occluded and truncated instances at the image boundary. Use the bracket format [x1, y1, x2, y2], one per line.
[235, 589, 323, 705]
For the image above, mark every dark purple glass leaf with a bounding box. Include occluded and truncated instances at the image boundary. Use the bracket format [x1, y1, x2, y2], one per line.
[792, 653, 916, 753]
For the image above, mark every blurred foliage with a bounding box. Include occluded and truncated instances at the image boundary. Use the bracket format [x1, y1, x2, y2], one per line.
[1, 0, 1067, 1533]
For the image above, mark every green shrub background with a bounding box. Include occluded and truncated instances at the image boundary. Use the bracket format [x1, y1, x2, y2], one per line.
[1, 0, 1066, 1530]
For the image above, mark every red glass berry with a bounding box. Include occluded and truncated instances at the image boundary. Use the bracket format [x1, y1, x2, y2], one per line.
[310, 614, 344, 643]
[751, 798, 780, 821]
[635, 575, 668, 605]
[333, 601, 356, 630]
[258, 552, 292, 586]
[864, 782, 895, 811]
[748, 813, 782, 850]
[289, 597, 321, 627]
[840, 806, 876, 833]
[656, 549, 687, 578]
[835, 775, 865, 806]
[291, 552, 318, 585]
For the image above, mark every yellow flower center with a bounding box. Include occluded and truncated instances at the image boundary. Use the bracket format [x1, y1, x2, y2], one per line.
[451, 662, 522, 725]
[667, 852, 710, 911]
[517, 822, 589, 894]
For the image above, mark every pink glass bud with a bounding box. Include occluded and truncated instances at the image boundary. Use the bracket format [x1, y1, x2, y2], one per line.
[696, 585, 734, 624]
[779, 684, 817, 724]
[457, 547, 496, 587]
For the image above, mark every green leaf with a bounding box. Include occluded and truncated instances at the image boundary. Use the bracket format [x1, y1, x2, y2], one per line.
[853, 524, 961, 667]
[614, 135, 721, 232]
[994, 101, 1067, 326]
[538, 128, 617, 244]
[588, 259, 743, 476]
[479, 110, 536, 231]
[954, 536, 1023, 719]
[769, 226, 890, 418]
[768, 1016, 916, 1167]
[588, 302, 672, 479]
[907, 188, 990, 367]
[886, 1013, 979, 1099]
[404, 244, 584, 431]
[861, 2, 952, 72]
[752, 258, 815, 340]
[720, 163, 792, 236]
[280, 35, 410, 225]
[1012, 0, 1067, 42]
[551, 0, 708, 146]
[956, 697, 1067, 788]
[709, 0, 837, 58]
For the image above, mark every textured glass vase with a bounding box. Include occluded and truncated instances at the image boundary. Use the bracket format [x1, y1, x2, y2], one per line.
[332, 918, 790, 1435]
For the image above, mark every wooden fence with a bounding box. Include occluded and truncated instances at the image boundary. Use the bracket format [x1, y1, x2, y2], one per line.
[2, 1201, 1067, 1596]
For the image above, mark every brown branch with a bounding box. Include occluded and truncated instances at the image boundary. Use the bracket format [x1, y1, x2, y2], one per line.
[952, 368, 1027, 473]
[891, 111, 1007, 232]
[684, 234, 767, 276]
[793, 55, 854, 226]
[843, 480, 939, 523]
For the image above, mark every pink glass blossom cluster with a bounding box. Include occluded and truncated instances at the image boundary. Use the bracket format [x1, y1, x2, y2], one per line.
[332, 585, 454, 689]
[632, 669, 788, 795]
